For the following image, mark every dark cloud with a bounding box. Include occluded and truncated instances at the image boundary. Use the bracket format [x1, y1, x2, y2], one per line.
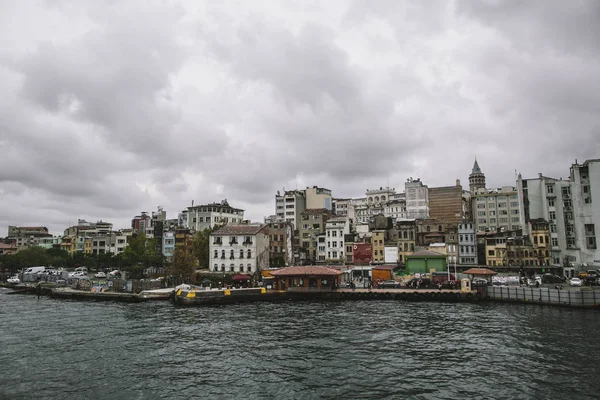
[0, 0, 598, 234]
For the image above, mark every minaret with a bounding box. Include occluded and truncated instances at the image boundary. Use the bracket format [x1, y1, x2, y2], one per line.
[469, 157, 486, 193]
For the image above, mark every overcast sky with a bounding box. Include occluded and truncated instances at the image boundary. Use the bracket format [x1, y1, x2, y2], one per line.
[1, 0, 599, 236]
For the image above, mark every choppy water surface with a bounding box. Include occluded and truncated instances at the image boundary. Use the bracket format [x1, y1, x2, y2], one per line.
[1, 287, 599, 399]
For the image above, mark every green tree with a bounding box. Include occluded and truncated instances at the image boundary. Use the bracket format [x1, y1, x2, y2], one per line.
[192, 225, 223, 269]
[171, 244, 196, 282]
[15, 246, 50, 267]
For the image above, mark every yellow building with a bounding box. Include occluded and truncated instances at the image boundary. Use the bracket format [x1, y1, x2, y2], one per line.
[84, 237, 93, 254]
[398, 221, 416, 265]
[371, 231, 385, 264]
[60, 235, 77, 255]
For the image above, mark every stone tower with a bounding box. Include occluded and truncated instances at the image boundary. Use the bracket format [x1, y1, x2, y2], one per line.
[469, 158, 486, 193]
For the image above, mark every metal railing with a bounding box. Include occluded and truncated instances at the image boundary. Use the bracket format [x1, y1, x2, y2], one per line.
[485, 286, 600, 307]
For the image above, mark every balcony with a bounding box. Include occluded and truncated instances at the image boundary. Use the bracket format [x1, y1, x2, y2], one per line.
[229, 241, 238, 245]
[243, 241, 253, 246]
[213, 241, 222, 245]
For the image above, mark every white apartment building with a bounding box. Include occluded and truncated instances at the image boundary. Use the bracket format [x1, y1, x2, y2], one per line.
[458, 222, 477, 266]
[325, 216, 351, 263]
[384, 198, 407, 221]
[570, 160, 599, 266]
[332, 198, 356, 222]
[518, 173, 573, 267]
[275, 186, 332, 229]
[187, 199, 245, 232]
[405, 179, 429, 219]
[275, 190, 306, 229]
[472, 186, 520, 232]
[352, 187, 406, 224]
[316, 233, 327, 262]
[518, 159, 600, 269]
[209, 224, 270, 274]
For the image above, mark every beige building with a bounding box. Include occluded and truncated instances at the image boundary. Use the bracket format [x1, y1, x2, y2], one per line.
[371, 230, 385, 264]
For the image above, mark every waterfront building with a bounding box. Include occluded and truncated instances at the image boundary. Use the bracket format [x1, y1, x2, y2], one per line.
[266, 221, 294, 268]
[325, 216, 351, 264]
[482, 228, 554, 275]
[187, 199, 245, 232]
[569, 160, 600, 267]
[406, 250, 446, 275]
[468, 160, 520, 232]
[275, 186, 332, 229]
[162, 231, 175, 262]
[0, 242, 17, 255]
[371, 230, 385, 265]
[185, 199, 244, 232]
[517, 159, 600, 270]
[352, 187, 406, 224]
[297, 209, 332, 265]
[332, 198, 356, 223]
[472, 185, 520, 233]
[270, 266, 342, 291]
[209, 224, 270, 274]
[458, 222, 478, 267]
[397, 220, 416, 266]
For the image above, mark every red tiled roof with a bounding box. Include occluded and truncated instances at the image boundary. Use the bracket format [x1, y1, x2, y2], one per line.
[463, 268, 497, 275]
[372, 265, 396, 270]
[212, 224, 266, 235]
[270, 266, 343, 276]
[408, 250, 444, 257]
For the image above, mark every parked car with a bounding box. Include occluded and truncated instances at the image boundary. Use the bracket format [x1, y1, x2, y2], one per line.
[472, 278, 489, 288]
[570, 277, 582, 287]
[406, 278, 431, 289]
[377, 280, 402, 289]
[7, 276, 20, 284]
[94, 272, 106, 279]
[542, 274, 564, 284]
[439, 280, 459, 290]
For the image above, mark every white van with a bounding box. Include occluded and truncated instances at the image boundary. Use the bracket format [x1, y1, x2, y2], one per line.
[22, 266, 47, 282]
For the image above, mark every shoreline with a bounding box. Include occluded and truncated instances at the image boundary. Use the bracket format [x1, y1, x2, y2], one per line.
[3, 283, 599, 309]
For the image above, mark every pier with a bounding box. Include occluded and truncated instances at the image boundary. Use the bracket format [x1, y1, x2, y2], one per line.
[485, 286, 600, 309]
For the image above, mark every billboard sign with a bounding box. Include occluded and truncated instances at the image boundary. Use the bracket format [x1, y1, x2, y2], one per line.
[353, 244, 373, 265]
[384, 247, 398, 264]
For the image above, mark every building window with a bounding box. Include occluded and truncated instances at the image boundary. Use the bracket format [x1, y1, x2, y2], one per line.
[240, 250, 244, 258]
[230, 264, 235, 272]
[547, 185, 554, 194]
[214, 264, 218, 271]
[548, 199, 555, 207]
[221, 250, 225, 259]
[221, 264, 225, 272]
[247, 264, 251, 272]
[240, 265, 244, 272]
[549, 211, 556, 220]
[247, 249, 252, 258]
[585, 224, 596, 249]
[230, 250, 235, 259]
[214, 250, 218, 258]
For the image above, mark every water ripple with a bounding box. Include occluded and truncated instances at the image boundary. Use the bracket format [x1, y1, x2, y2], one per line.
[1, 293, 599, 399]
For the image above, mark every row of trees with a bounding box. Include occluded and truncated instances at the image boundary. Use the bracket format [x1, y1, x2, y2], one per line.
[0, 227, 221, 281]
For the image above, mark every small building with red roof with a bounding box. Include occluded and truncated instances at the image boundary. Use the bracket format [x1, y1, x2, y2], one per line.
[270, 266, 343, 291]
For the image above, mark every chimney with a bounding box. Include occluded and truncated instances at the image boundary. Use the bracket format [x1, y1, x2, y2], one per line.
[456, 179, 461, 187]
